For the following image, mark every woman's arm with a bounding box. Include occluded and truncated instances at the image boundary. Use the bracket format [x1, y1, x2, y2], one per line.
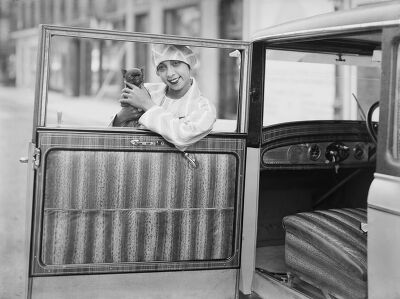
[112, 106, 144, 126]
[138, 97, 216, 151]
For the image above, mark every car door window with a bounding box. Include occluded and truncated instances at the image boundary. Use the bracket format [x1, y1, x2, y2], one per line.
[44, 35, 246, 133]
[263, 49, 381, 126]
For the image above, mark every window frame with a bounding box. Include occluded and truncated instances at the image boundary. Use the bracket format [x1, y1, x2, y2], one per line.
[33, 25, 251, 140]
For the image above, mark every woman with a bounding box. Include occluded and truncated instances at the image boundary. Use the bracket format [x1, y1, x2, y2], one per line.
[113, 44, 216, 151]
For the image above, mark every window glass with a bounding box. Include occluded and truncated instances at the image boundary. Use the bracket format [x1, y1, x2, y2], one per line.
[263, 49, 381, 127]
[46, 36, 242, 132]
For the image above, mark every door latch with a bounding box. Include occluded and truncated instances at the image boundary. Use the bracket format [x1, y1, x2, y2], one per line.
[183, 152, 199, 169]
[33, 147, 41, 169]
[19, 147, 41, 169]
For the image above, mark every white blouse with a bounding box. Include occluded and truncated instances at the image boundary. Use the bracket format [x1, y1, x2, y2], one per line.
[138, 78, 216, 151]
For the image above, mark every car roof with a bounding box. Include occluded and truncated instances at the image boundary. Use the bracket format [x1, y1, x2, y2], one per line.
[252, 0, 400, 43]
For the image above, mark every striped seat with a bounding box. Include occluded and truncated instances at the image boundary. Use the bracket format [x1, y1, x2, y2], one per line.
[283, 208, 367, 299]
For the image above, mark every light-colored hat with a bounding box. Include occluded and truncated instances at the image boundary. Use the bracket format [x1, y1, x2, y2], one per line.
[152, 44, 197, 69]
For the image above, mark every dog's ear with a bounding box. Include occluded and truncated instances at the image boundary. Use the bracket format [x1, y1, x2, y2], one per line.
[121, 69, 127, 77]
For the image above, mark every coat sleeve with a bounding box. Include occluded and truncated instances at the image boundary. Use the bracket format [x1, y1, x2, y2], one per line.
[138, 97, 216, 151]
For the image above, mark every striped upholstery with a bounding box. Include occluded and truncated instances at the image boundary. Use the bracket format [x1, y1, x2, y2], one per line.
[283, 208, 367, 299]
[42, 150, 237, 266]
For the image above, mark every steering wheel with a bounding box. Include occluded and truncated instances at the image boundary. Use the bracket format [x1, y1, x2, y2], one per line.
[366, 101, 379, 144]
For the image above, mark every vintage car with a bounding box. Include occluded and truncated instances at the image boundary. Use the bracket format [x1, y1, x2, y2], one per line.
[22, 1, 400, 298]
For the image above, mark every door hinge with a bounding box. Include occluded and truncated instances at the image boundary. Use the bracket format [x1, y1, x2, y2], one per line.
[33, 147, 41, 169]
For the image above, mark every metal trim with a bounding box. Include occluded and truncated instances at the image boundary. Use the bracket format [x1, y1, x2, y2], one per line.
[253, 20, 400, 43]
[41, 24, 250, 48]
[368, 203, 400, 217]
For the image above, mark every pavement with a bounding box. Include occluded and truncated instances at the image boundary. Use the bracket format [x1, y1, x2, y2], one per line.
[0, 86, 34, 299]
[0, 85, 121, 298]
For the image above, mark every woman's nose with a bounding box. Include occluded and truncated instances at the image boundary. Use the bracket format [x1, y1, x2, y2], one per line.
[166, 65, 176, 77]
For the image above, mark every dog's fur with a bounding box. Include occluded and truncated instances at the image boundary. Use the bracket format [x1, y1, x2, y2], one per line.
[119, 68, 145, 127]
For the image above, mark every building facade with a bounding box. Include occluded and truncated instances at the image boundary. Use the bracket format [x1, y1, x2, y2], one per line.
[5, 0, 391, 119]
[8, 0, 243, 118]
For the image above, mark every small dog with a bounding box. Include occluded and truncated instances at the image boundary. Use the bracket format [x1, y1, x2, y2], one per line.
[120, 68, 145, 127]
[122, 68, 144, 88]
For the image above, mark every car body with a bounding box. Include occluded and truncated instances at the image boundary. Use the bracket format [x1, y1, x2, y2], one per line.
[24, 1, 400, 298]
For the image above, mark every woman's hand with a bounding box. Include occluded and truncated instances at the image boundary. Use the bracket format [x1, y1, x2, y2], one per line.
[114, 106, 144, 126]
[120, 81, 156, 111]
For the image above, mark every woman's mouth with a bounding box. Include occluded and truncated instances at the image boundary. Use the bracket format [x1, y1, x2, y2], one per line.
[168, 77, 180, 85]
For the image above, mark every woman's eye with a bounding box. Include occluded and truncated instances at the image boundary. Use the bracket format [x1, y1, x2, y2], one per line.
[157, 65, 166, 72]
[171, 61, 181, 66]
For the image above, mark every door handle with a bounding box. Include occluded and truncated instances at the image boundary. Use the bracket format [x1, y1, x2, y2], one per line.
[183, 152, 199, 169]
[130, 139, 165, 146]
[19, 157, 28, 163]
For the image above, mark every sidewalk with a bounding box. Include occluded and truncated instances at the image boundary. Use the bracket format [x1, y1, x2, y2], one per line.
[0, 85, 125, 298]
[0, 86, 35, 299]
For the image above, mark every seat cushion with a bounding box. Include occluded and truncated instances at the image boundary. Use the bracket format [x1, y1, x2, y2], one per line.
[283, 208, 367, 299]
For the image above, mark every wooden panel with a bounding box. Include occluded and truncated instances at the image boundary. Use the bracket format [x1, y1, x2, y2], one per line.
[31, 131, 245, 275]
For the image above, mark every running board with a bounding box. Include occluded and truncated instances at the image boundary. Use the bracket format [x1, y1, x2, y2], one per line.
[252, 270, 311, 299]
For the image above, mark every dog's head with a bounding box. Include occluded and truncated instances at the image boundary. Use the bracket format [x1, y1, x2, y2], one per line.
[121, 68, 144, 87]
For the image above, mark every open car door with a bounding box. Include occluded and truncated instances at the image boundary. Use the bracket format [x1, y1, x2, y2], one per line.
[368, 26, 400, 299]
[25, 25, 250, 298]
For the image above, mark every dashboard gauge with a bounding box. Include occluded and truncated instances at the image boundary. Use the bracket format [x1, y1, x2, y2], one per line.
[308, 144, 321, 161]
[353, 143, 365, 160]
[287, 145, 308, 163]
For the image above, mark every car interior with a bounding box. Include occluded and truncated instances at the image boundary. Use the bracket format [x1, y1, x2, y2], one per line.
[255, 42, 379, 299]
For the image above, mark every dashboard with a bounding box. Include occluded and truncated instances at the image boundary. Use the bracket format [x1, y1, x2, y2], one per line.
[261, 121, 376, 170]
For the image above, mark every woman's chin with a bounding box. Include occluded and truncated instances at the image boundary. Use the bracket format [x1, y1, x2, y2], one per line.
[168, 82, 184, 91]
[165, 79, 191, 97]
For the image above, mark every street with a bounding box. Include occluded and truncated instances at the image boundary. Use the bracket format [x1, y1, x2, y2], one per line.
[0, 86, 35, 298]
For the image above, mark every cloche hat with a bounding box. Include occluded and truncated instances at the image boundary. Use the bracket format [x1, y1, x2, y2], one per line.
[152, 44, 197, 69]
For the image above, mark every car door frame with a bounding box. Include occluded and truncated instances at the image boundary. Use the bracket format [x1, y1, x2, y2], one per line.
[368, 25, 400, 299]
[25, 24, 252, 298]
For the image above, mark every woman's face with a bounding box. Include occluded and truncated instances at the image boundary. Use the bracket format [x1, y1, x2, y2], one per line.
[156, 60, 191, 97]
